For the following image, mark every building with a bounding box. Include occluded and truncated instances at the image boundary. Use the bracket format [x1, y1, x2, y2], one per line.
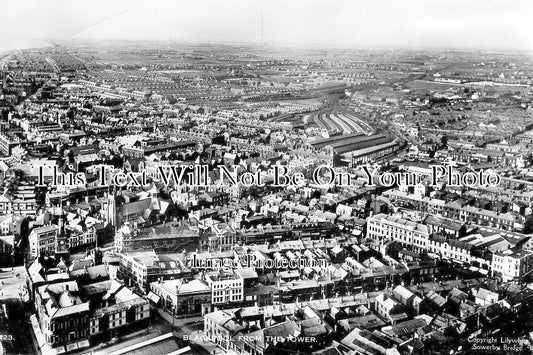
[200, 191, 229, 207]
[427, 234, 474, 265]
[34, 281, 91, 350]
[474, 288, 499, 306]
[205, 222, 236, 251]
[243, 285, 277, 307]
[374, 293, 406, 323]
[114, 221, 199, 254]
[117, 198, 153, 227]
[29, 225, 60, 258]
[311, 133, 399, 166]
[89, 282, 151, 338]
[492, 249, 533, 282]
[149, 278, 211, 316]
[0, 214, 13, 236]
[385, 190, 525, 231]
[204, 270, 244, 306]
[32, 276, 151, 353]
[118, 250, 190, 289]
[121, 140, 195, 159]
[393, 285, 422, 315]
[239, 222, 338, 245]
[442, 201, 523, 232]
[0, 235, 15, 265]
[67, 226, 97, 250]
[349, 140, 400, 165]
[367, 214, 430, 252]
[423, 215, 465, 238]
[204, 310, 242, 351]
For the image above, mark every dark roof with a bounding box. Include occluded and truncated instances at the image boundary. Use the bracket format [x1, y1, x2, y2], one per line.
[122, 198, 152, 216]
[385, 318, 427, 337]
[69, 144, 99, 156]
[244, 285, 277, 296]
[319, 134, 392, 154]
[339, 315, 385, 331]
[359, 329, 395, 349]
[311, 132, 365, 149]
[423, 215, 463, 231]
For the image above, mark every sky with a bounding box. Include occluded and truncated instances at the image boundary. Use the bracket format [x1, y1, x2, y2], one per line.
[1, 0, 532, 52]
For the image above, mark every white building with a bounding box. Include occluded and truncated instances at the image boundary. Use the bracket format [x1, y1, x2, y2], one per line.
[149, 278, 211, 316]
[29, 225, 60, 258]
[0, 214, 13, 235]
[204, 271, 244, 305]
[492, 249, 533, 282]
[67, 226, 97, 249]
[367, 213, 430, 252]
[204, 310, 239, 351]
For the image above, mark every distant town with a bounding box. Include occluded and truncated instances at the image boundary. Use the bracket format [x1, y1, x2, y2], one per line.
[0, 41, 533, 355]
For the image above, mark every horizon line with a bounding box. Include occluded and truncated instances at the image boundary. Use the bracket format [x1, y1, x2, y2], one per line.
[5, 37, 533, 56]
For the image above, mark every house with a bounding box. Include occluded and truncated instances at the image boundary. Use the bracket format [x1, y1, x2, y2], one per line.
[0, 234, 14, 265]
[204, 309, 244, 351]
[340, 327, 401, 355]
[374, 293, 405, 323]
[393, 285, 422, 314]
[118, 198, 153, 226]
[338, 314, 386, 333]
[474, 288, 499, 306]
[243, 285, 277, 307]
[200, 191, 229, 207]
[447, 287, 468, 311]
[235, 268, 258, 288]
[420, 290, 447, 315]
[0, 214, 13, 236]
[381, 316, 430, 340]
[459, 300, 481, 320]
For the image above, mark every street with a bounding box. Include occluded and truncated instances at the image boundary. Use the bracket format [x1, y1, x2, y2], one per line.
[156, 308, 204, 340]
[0, 266, 28, 302]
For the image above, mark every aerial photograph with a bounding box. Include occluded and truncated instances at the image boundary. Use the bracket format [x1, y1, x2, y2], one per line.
[0, 0, 533, 354]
